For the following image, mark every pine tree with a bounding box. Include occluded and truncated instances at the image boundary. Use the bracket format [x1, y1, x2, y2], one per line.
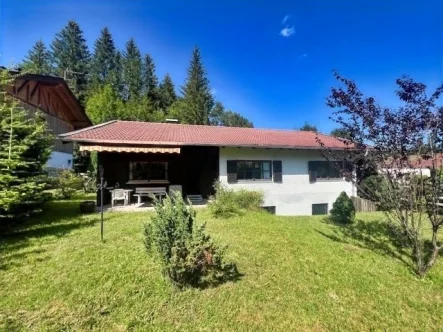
[21, 40, 52, 75]
[90, 27, 116, 89]
[158, 73, 177, 112]
[142, 53, 159, 102]
[181, 46, 214, 125]
[51, 20, 90, 102]
[0, 71, 53, 222]
[122, 38, 143, 101]
[110, 50, 123, 96]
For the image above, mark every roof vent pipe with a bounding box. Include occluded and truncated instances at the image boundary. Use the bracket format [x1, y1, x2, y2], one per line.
[164, 118, 180, 124]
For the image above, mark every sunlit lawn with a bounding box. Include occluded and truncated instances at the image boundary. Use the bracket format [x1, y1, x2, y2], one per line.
[1, 194, 443, 331]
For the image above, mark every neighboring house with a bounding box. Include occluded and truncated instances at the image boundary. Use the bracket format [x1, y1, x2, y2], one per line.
[60, 120, 356, 215]
[5, 73, 91, 169]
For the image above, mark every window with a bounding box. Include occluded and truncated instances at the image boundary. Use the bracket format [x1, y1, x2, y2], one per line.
[237, 160, 272, 181]
[312, 203, 328, 215]
[129, 161, 168, 181]
[308, 161, 343, 180]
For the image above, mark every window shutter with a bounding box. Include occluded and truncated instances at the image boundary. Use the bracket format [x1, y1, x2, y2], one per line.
[273, 160, 282, 183]
[227, 160, 237, 183]
[308, 161, 317, 183]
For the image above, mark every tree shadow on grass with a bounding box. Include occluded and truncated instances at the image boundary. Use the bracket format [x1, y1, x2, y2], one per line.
[0, 198, 101, 270]
[317, 217, 414, 269]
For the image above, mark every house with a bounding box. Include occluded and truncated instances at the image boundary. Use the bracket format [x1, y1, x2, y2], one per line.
[59, 120, 356, 215]
[5, 73, 92, 169]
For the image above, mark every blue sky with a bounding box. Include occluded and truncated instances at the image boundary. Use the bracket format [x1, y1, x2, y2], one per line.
[1, 0, 442, 132]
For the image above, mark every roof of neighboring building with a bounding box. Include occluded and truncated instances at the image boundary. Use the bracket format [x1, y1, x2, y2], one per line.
[60, 120, 352, 150]
[4, 72, 91, 128]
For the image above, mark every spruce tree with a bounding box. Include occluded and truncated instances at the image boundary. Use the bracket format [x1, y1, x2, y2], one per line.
[90, 27, 116, 89]
[21, 40, 52, 75]
[110, 50, 124, 96]
[122, 38, 143, 101]
[0, 71, 52, 222]
[142, 53, 159, 102]
[181, 46, 214, 125]
[158, 73, 177, 112]
[51, 20, 90, 102]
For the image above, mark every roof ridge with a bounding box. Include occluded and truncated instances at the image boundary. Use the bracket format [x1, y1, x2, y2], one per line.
[116, 120, 326, 133]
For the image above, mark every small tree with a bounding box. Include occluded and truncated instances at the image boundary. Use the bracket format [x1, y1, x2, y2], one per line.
[330, 192, 355, 224]
[0, 70, 53, 222]
[55, 170, 83, 199]
[299, 121, 318, 132]
[319, 72, 443, 277]
[144, 193, 238, 288]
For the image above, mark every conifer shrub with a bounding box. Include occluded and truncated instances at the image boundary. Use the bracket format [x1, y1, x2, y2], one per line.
[144, 193, 238, 288]
[330, 191, 355, 224]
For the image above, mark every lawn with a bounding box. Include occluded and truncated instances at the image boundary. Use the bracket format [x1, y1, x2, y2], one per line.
[1, 195, 443, 331]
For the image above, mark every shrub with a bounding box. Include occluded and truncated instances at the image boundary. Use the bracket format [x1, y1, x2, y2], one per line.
[208, 181, 264, 218]
[330, 191, 355, 224]
[55, 170, 83, 199]
[145, 193, 238, 288]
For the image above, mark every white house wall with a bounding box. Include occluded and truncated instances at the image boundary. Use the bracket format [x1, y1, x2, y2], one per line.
[219, 147, 355, 216]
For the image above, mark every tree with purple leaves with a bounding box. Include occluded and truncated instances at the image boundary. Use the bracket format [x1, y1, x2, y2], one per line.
[320, 72, 443, 277]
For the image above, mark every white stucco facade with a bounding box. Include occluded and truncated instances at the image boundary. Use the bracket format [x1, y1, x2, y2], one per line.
[46, 151, 73, 169]
[219, 147, 356, 216]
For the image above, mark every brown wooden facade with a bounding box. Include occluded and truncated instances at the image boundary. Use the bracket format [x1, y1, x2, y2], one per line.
[97, 146, 219, 204]
[5, 73, 91, 154]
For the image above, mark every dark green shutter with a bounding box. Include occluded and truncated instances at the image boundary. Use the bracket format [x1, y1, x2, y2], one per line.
[227, 160, 237, 183]
[273, 160, 282, 183]
[308, 161, 317, 182]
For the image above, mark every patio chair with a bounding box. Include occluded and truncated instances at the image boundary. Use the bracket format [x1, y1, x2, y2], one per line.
[111, 189, 126, 207]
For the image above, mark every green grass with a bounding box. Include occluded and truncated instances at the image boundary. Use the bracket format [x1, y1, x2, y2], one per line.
[1, 195, 443, 331]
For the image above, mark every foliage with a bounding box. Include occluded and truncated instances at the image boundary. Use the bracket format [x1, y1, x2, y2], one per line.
[330, 191, 355, 224]
[0, 71, 53, 222]
[330, 127, 352, 139]
[158, 73, 177, 111]
[122, 38, 143, 101]
[319, 71, 443, 277]
[210, 101, 253, 128]
[144, 193, 238, 288]
[142, 53, 159, 103]
[51, 20, 90, 102]
[21, 40, 52, 75]
[299, 122, 318, 132]
[89, 27, 117, 89]
[21, 20, 253, 128]
[55, 170, 83, 199]
[180, 46, 214, 125]
[86, 84, 124, 124]
[208, 181, 264, 217]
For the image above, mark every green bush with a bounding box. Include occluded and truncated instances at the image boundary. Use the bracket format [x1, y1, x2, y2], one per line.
[330, 191, 355, 224]
[55, 170, 83, 199]
[208, 182, 264, 218]
[145, 193, 238, 288]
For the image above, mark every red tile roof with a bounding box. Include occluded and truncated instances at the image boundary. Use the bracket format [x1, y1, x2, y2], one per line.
[60, 120, 351, 150]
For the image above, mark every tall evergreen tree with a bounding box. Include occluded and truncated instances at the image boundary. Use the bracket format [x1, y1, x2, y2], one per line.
[90, 27, 116, 89]
[21, 40, 52, 75]
[142, 53, 158, 102]
[181, 46, 214, 125]
[0, 71, 53, 222]
[51, 20, 90, 102]
[122, 38, 143, 101]
[110, 50, 123, 96]
[158, 73, 177, 111]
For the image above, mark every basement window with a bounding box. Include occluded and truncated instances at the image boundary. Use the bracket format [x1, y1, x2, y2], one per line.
[312, 203, 328, 215]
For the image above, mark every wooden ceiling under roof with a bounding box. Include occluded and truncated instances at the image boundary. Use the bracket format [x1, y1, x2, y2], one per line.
[4, 73, 91, 129]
